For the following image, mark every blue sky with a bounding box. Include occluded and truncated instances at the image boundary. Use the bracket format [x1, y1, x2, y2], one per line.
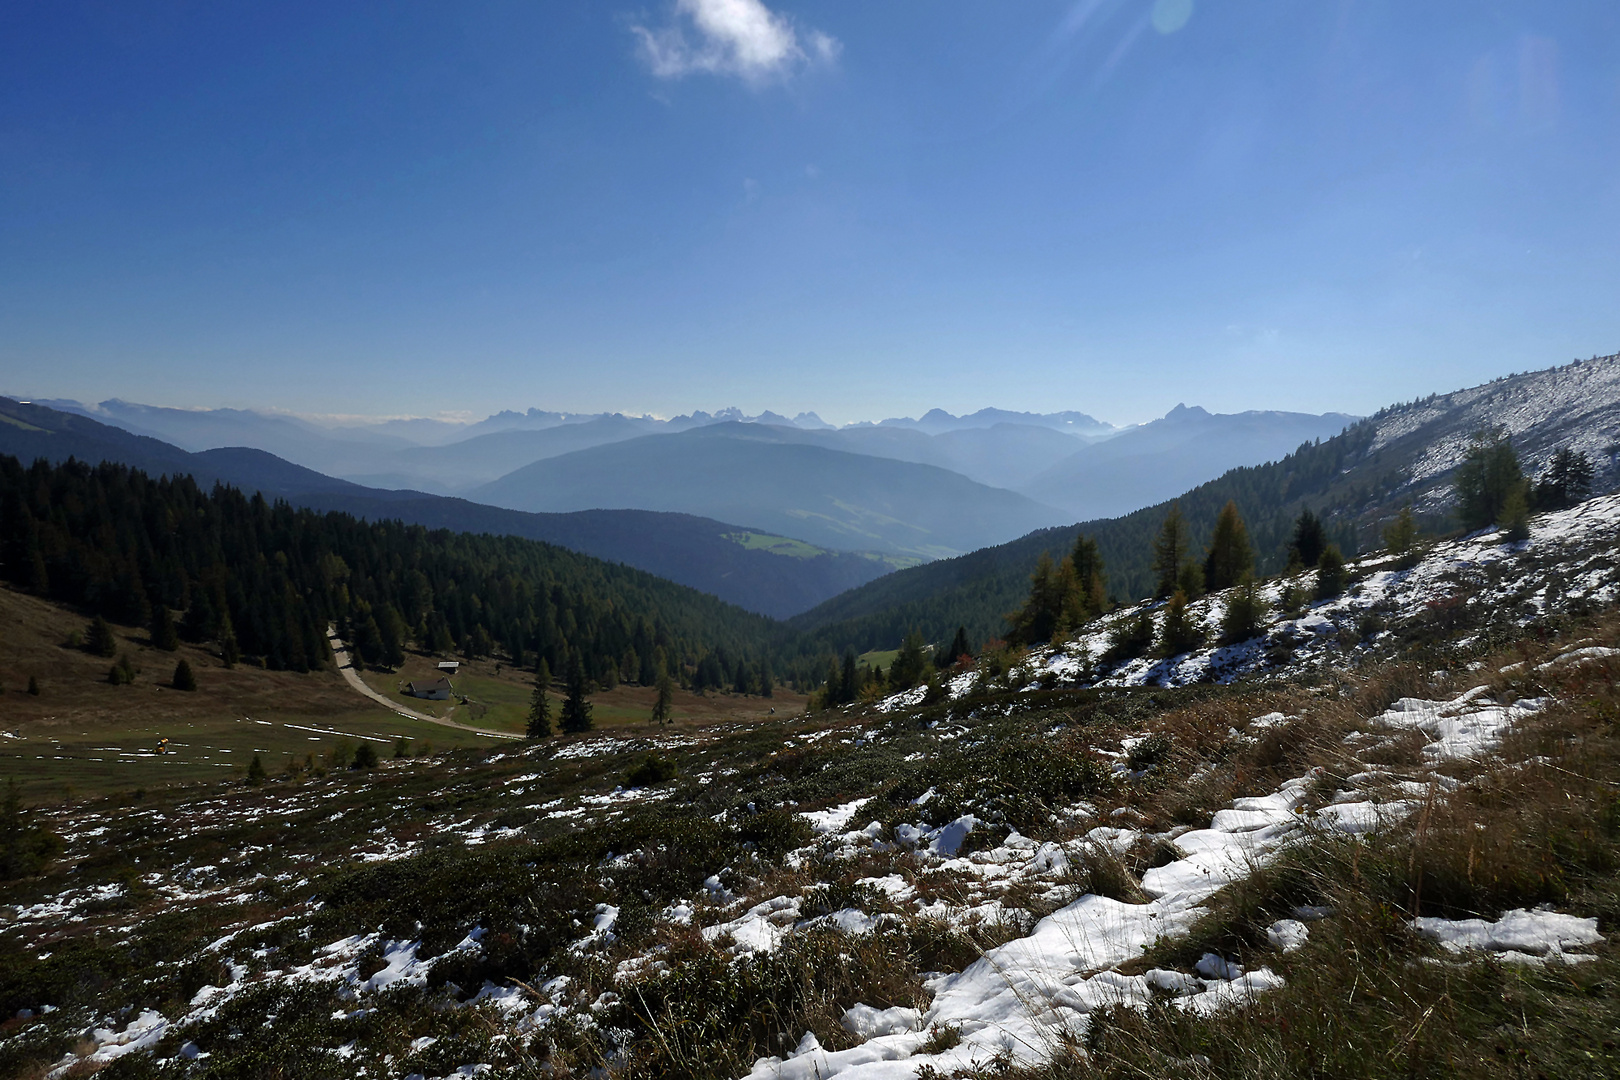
[2, 1, 1618, 425]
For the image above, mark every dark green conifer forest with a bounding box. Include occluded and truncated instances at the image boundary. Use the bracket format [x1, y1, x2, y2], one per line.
[0, 455, 792, 689]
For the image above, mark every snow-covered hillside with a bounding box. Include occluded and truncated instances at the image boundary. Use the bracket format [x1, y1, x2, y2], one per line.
[909, 492, 1620, 702]
[1364, 352, 1620, 514]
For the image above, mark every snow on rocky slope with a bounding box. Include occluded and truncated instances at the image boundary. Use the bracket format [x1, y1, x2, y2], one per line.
[1363, 351, 1620, 513]
[879, 491, 1620, 708]
[721, 496, 1620, 1080]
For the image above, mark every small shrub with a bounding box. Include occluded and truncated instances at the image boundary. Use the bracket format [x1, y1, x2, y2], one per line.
[1219, 576, 1269, 645]
[0, 781, 64, 880]
[327, 741, 353, 771]
[25, 675, 39, 696]
[108, 653, 138, 685]
[246, 754, 267, 785]
[1126, 732, 1173, 771]
[625, 754, 678, 788]
[351, 743, 379, 770]
[734, 806, 814, 859]
[1104, 613, 1156, 664]
[1315, 545, 1348, 600]
[1157, 591, 1205, 657]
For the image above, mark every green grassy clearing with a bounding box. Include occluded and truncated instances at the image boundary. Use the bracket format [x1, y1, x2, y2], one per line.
[725, 531, 830, 559]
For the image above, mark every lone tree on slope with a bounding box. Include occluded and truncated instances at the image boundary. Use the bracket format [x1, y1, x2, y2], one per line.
[561, 653, 594, 735]
[651, 671, 674, 725]
[1454, 428, 1525, 531]
[1151, 503, 1190, 599]
[1202, 501, 1254, 593]
[1289, 509, 1327, 570]
[526, 660, 552, 739]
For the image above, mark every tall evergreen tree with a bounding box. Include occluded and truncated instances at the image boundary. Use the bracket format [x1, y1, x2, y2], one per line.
[1202, 501, 1254, 592]
[1454, 428, 1524, 530]
[937, 626, 971, 669]
[1289, 510, 1327, 569]
[888, 629, 930, 690]
[1382, 504, 1417, 558]
[219, 615, 240, 669]
[85, 616, 117, 658]
[526, 660, 553, 739]
[1533, 447, 1594, 511]
[652, 671, 674, 725]
[1315, 544, 1348, 599]
[171, 659, 197, 691]
[151, 605, 179, 652]
[1151, 503, 1189, 598]
[561, 653, 594, 734]
[840, 651, 858, 706]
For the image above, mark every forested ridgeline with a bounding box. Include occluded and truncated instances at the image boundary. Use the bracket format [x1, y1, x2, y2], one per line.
[784, 420, 1396, 658]
[0, 455, 789, 689]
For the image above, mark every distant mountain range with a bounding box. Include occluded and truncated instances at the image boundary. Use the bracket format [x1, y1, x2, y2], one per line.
[0, 399, 898, 618]
[4, 390, 1377, 614]
[471, 422, 1072, 560]
[29, 399, 1122, 495]
[1021, 403, 1358, 519]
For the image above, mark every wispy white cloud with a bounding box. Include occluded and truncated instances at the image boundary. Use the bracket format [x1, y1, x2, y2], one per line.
[631, 0, 839, 84]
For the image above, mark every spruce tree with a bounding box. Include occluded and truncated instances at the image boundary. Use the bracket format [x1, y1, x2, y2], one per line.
[86, 616, 117, 658]
[937, 626, 971, 669]
[1382, 505, 1417, 559]
[1151, 503, 1189, 598]
[1454, 428, 1524, 530]
[526, 660, 553, 739]
[889, 630, 929, 691]
[26, 675, 39, 697]
[652, 671, 674, 725]
[1158, 590, 1204, 657]
[1502, 482, 1531, 542]
[246, 754, 267, 785]
[219, 615, 240, 669]
[1219, 574, 1268, 644]
[172, 660, 197, 692]
[840, 651, 858, 706]
[151, 606, 179, 652]
[1533, 447, 1594, 511]
[1315, 544, 1348, 600]
[1289, 510, 1327, 569]
[561, 653, 594, 734]
[1202, 501, 1254, 592]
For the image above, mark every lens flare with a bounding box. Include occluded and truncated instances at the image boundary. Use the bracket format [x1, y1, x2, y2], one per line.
[1152, 0, 1194, 34]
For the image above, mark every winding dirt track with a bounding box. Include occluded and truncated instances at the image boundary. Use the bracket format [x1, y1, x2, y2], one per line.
[326, 628, 521, 740]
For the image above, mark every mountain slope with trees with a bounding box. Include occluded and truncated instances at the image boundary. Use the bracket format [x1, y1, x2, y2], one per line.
[0, 399, 895, 618]
[471, 422, 1070, 559]
[788, 353, 1620, 659]
[0, 454, 806, 692]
